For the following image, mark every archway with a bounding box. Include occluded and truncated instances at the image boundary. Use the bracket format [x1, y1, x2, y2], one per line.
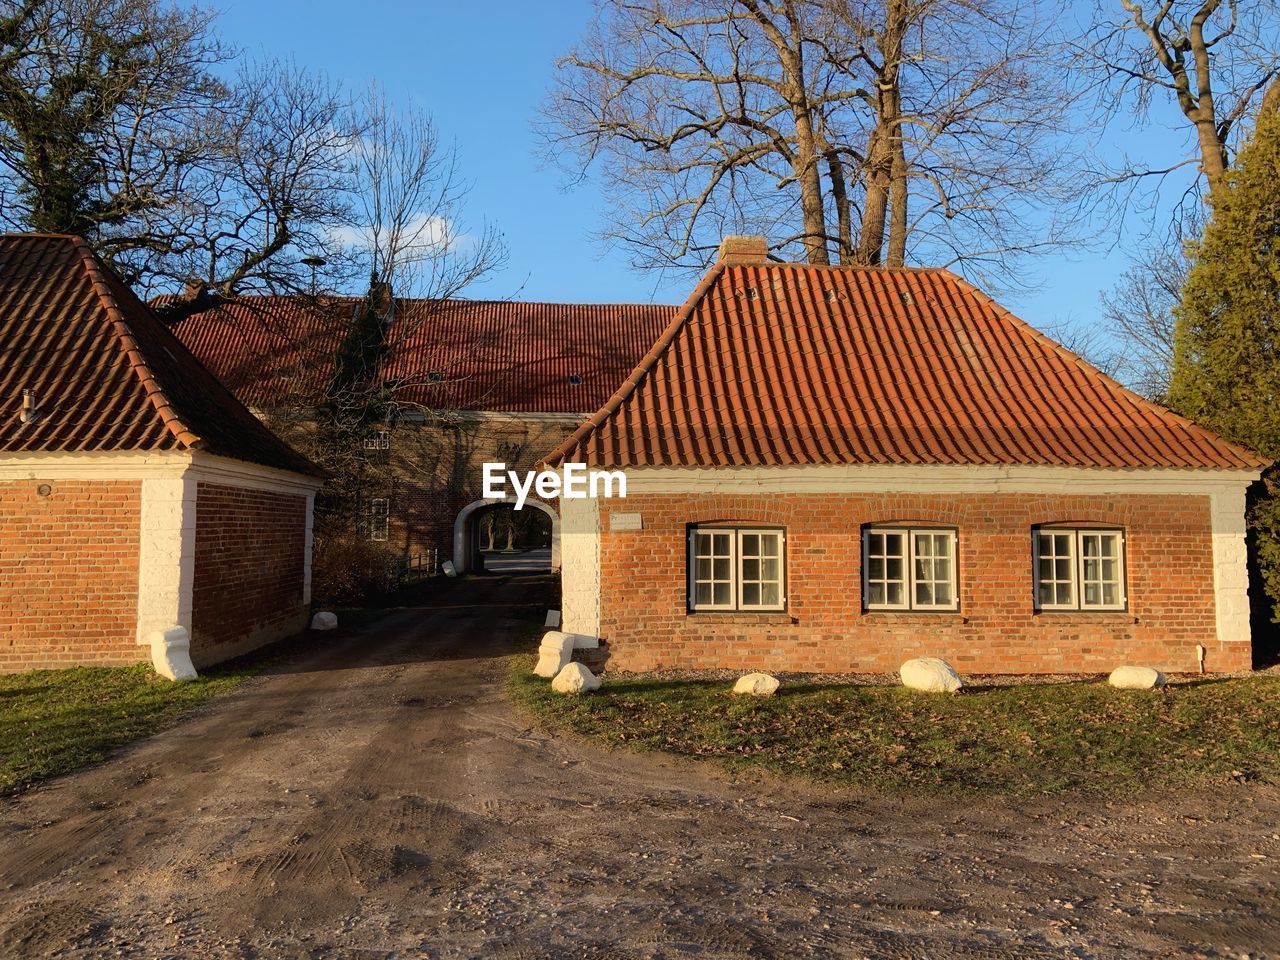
[452, 498, 560, 574]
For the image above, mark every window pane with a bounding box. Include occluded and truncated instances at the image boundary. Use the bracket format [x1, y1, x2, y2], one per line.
[714, 582, 731, 605]
[1038, 582, 1056, 606]
[763, 558, 779, 580]
[696, 558, 711, 580]
[742, 558, 760, 580]
[714, 558, 730, 580]
[868, 582, 885, 605]
[935, 582, 952, 606]
[695, 582, 712, 605]
[741, 583, 760, 606]
[1103, 582, 1119, 606]
[1054, 558, 1071, 580]
[714, 532, 731, 554]
[741, 533, 759, 556]
[1056, 583, 1071, 605]
[761, 582, 780, 605]
[887, 558, 903, 580]
[869, 557, 884, 579]
[916, 581, 934, 605]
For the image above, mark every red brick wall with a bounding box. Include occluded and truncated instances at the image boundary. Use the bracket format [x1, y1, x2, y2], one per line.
[0, 480, 142, 672]
[191, 482, 306, 656]
[598, 492, 1241, 675]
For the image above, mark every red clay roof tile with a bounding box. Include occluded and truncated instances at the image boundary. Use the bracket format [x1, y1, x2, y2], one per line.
[0, 233, 320, 476]
[170, 296, 676, 413]
[547, 261, 1266, 471]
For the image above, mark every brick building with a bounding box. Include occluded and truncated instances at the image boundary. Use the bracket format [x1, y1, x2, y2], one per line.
[549, 237, 1268, 675]
[172, 293, 673, 572]
[0, 234, 322, 673]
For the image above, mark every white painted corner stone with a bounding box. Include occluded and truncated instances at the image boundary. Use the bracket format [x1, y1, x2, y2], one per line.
[733, 673, 780, 696]
[1108, 666, 1167, 690]
[552, 662, 601, 694]
[534, 631, 577, 678]
[545, 609, 561, 629]
[310, 611, 338, 631]
[149, 626, 197, 682]
[900, 658, 963, 694]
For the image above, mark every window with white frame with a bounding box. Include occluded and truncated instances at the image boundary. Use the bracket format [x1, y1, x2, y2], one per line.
[688, 526, 785, 611]
[363, 429, 390, 450]
[1033, 528, 1125, 611]
[863, 527, 959, 611]
[361, 497, 390, 542]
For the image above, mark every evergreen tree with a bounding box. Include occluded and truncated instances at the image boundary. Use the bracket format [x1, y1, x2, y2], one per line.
[1168, 107, 1280, 642]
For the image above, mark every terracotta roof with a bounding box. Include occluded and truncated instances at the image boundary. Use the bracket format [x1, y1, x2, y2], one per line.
[170, 296, 676, 413]
[0, 233, 320, 475]
[547, 261, 1266, 471]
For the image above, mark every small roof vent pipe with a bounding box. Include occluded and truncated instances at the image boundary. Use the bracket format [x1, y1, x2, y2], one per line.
[19, 389, 37, 424]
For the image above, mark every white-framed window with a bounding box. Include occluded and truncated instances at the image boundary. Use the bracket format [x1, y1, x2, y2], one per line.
[862, 527, 959, 611]
[1033, 528, 1126, 611]
[361, 497, 390, 542]
[688, 526, 785, 612]
[363, 429, 390, 450]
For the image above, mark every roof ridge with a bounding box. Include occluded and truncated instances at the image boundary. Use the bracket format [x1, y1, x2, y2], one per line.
[939, 270, 1261, 461]
[543, 263, 728, 466]
[71, 237, 203, 450]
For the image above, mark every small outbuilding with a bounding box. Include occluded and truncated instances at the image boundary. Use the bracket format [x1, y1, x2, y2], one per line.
[549, 236, 1268, 675]
[0, 233, 323, 673]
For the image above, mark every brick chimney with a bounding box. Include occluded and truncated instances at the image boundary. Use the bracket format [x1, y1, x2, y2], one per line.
[717, 235, 769, 264]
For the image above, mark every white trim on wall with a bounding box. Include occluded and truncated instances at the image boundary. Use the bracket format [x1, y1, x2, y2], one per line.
[136, 475, 198, 644]
[620, 463, 1261, 496]
[560, 495, 601, 637]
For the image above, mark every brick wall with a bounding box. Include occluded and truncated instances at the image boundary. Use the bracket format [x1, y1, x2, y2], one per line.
[0, 480, 142, 672]
[191, 482, 307, 660]
[598, 492, 1241, 675]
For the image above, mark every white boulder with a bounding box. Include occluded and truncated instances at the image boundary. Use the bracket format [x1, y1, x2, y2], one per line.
[551, 662, 602, 694]
[534, 631, 577, 678]
[310, 610, 338, 631]
[900, 658, 963, 694]
[733, 672, 780, 696]
[149, 626, 197, 682]
[1108, 666, 1167, 690]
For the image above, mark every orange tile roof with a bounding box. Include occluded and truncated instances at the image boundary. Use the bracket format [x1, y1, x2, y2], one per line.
[547, 261, 1266, 471]
[0, 234, 320, 475]
[170, 296, 676, 413]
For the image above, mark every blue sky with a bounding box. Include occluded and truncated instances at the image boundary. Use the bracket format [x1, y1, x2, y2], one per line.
[215, 0, 1198, 328]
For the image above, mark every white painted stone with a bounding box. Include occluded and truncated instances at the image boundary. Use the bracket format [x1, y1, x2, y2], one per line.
[310, 611, 338, 631]
[534, 631, 577, 678]
[570, 632, 599, 650]
[733, 672, 780, 696]
[900, 658, 963, 694]
[149, 626, 197, 682]
[442, 559, 457, 577]
[551, 662, 602, 694]
[1108, 666, 1167, 690]
[545, 609, 561, 628]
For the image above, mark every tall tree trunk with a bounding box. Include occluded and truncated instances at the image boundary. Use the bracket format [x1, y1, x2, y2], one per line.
[825, 148, 854, 263]
[887, 114, 908, 266]
[791, 108, 831, 265]
[858, 125, 890, 266]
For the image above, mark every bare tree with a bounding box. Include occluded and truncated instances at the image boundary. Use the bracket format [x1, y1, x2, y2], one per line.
[1079, 0, 1280, 205]
[1097, 237, 1188, 398]
[542, 0, 1076, 282]
[0, 0, 356, 315]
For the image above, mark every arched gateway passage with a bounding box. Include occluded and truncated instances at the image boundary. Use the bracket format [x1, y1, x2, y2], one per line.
[452, 498, 559, 574]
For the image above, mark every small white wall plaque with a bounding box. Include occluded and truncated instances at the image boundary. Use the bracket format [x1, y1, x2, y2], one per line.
[610, 512, 643, 531]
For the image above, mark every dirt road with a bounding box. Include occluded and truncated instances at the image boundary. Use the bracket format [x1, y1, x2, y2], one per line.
[1, 574, 1278, 959]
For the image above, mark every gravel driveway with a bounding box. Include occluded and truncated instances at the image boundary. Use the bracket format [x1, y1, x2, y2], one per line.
[1, 574, 1278, 959]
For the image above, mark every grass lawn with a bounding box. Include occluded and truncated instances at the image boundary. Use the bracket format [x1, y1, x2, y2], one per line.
[0, 661, 259, 796]
[512, 658, 1280, 796]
